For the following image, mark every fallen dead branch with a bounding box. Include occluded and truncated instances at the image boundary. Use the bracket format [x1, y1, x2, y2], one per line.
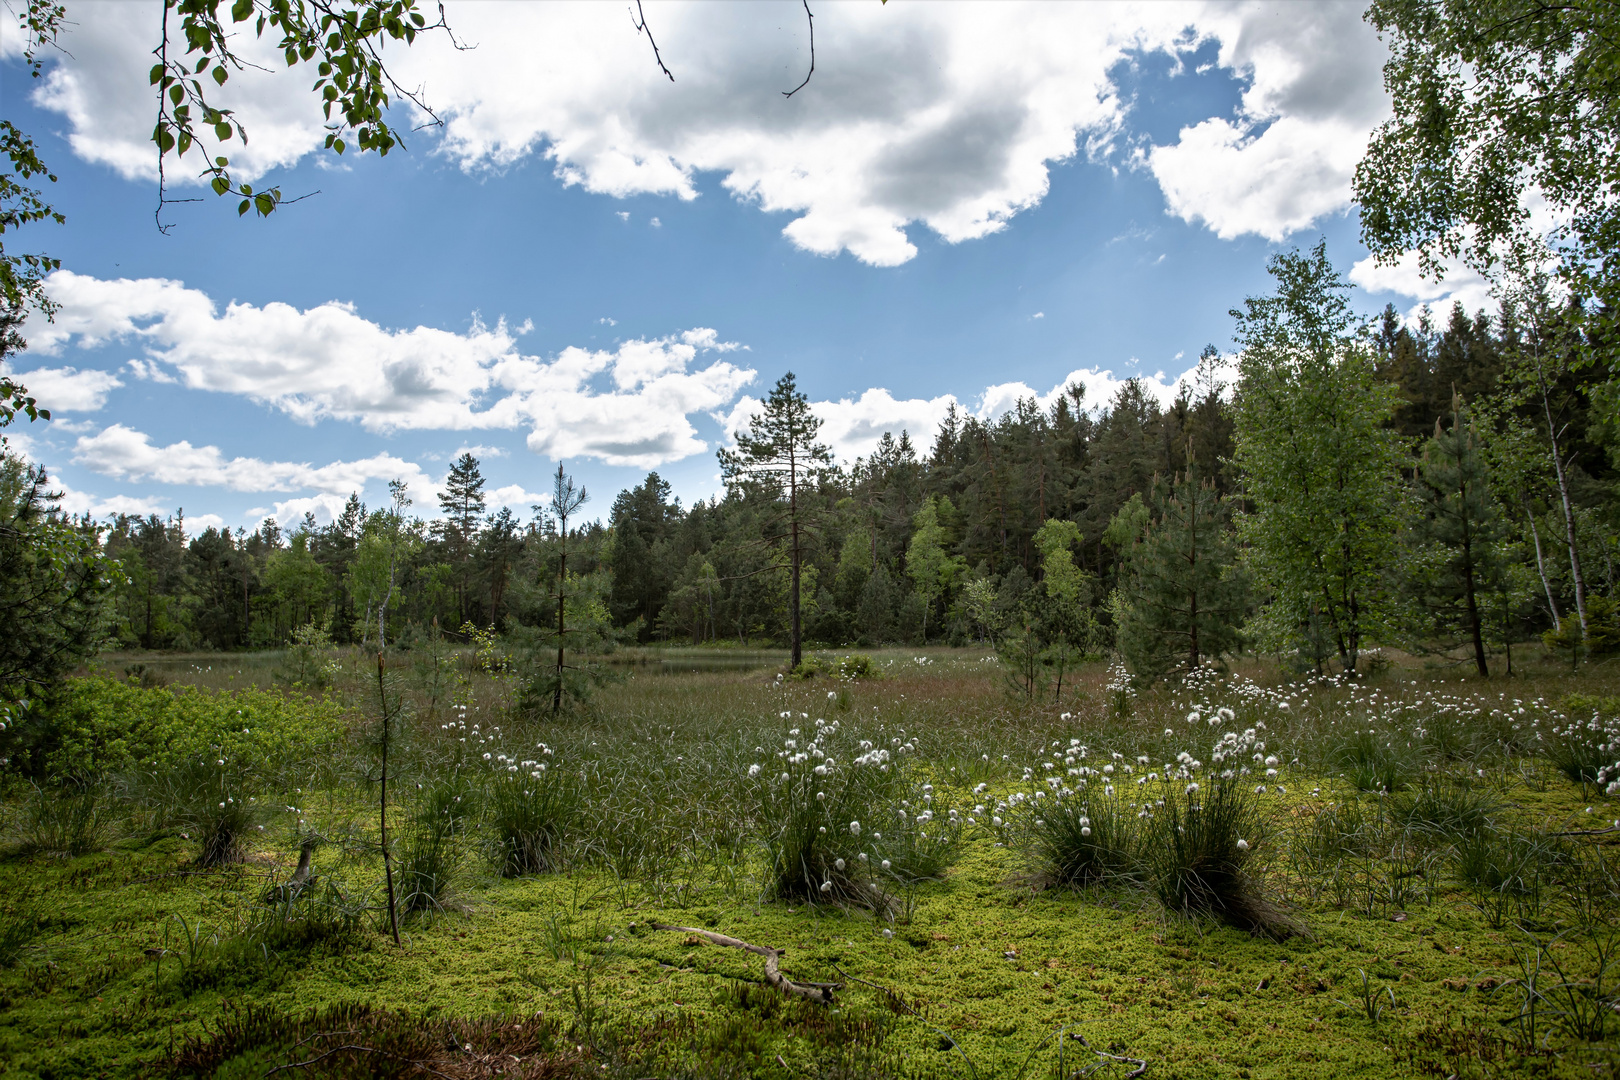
[647, 922, 838, 1004]
[1061, 1029, 1149, 1079]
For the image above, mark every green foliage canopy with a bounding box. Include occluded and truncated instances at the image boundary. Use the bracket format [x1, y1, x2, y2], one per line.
[1231, 243, 1409, 673]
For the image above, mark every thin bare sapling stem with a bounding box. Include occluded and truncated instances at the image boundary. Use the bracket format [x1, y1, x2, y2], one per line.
[376, 652, 401, 946]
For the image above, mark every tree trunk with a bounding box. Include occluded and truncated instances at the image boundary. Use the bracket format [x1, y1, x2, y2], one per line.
[1188, 482, 1200, 671]
[1525, 502, 1562, 631]
[1461, 538, 1488, 677]
[1538, 364, 1589, 639]
[377, 653, 401, 947]
[789, 454, 802, 670]
[554, 534, 567, 714]
[380, 551, 395, 649]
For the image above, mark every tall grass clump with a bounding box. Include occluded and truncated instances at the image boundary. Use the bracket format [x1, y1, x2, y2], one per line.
[1145, 726, 1301, 938]
[1143, 778, 1289, 934]
[14, 780, 114, 857]
[1544, 701, 1620, 788]
[1298, 798, 1377, 861]
[1327, 728, 1419, 793]
[484, 743, 578, 875]
[745, 717, 960, 907]
[397, 777, 470, 915]
[1012, 785, 1140, 889]
[993, 739, 1142, 888]
[1454, 826, 1569, 928]
[1390, 781, 1498, 837]
[140, 757, 266, 865]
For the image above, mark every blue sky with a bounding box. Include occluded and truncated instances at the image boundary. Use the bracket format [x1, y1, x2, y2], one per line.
[0, 1, 1491, 532]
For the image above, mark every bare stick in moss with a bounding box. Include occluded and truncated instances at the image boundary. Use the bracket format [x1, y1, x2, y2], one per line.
[375, 653, 401, 946]
[264, 835, 316, 904]
[1061, 1030, 1148, 1079]
[648, 923, 838, 1004]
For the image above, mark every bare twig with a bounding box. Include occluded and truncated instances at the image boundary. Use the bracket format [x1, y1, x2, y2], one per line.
[649, 923, 837, 1003]
[1062, 1030, 1149, 1079]
[630, 0, 674, 82]
[264, 1043, 453, 1079]
[782, 0, 815, 98]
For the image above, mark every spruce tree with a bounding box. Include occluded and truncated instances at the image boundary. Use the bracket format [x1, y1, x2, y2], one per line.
[437, 452, 486, 626]
[1409, 396, 1507, 676]
[1115, 465, 1247, 681]
[856, 563, 897, 644]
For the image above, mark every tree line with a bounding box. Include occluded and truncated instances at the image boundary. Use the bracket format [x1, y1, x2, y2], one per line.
[10, 243, 1605, 684]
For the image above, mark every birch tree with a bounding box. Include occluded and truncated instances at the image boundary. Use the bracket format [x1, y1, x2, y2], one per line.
[1232, 243, 1408, 674]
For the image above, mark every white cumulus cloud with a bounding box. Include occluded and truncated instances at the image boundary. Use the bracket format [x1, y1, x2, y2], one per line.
[488, 484, 545, 512]
[1146, 2, 1390, 241]
[1349, 251, 1497, 323]
[718, 362, 1202, 467]
[29, 271, 756, 468]
[8, 365, 123, 412]
[977, 364, 1198, 421]
[21, 1, 1391, 261]
[71, 424, 433, 494]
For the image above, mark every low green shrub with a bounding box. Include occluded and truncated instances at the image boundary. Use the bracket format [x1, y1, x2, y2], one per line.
[6, 676, 351, 783]
[787, 656, 829, 679]
[274, 621, 340, 689]
[836, 654, 879, 680]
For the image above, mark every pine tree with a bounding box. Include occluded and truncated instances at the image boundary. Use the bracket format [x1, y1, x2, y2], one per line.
[437, 453, 486, 626]
[1409, 396, 1507, 676]
[1115, 466, 1247, 681]
[719, 372, 831, 668]
[546, 463, 588, 714]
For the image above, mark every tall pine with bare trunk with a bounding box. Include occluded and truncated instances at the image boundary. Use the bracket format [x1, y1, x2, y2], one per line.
[719, 373, 831, 669]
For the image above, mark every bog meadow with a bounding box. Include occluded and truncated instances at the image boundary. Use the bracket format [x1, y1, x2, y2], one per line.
[7, 1, 1620, 1078]
[5, 237, 1620, 1078]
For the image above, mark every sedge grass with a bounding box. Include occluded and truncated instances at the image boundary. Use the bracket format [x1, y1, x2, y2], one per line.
[6, 646, 1620, 1077]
